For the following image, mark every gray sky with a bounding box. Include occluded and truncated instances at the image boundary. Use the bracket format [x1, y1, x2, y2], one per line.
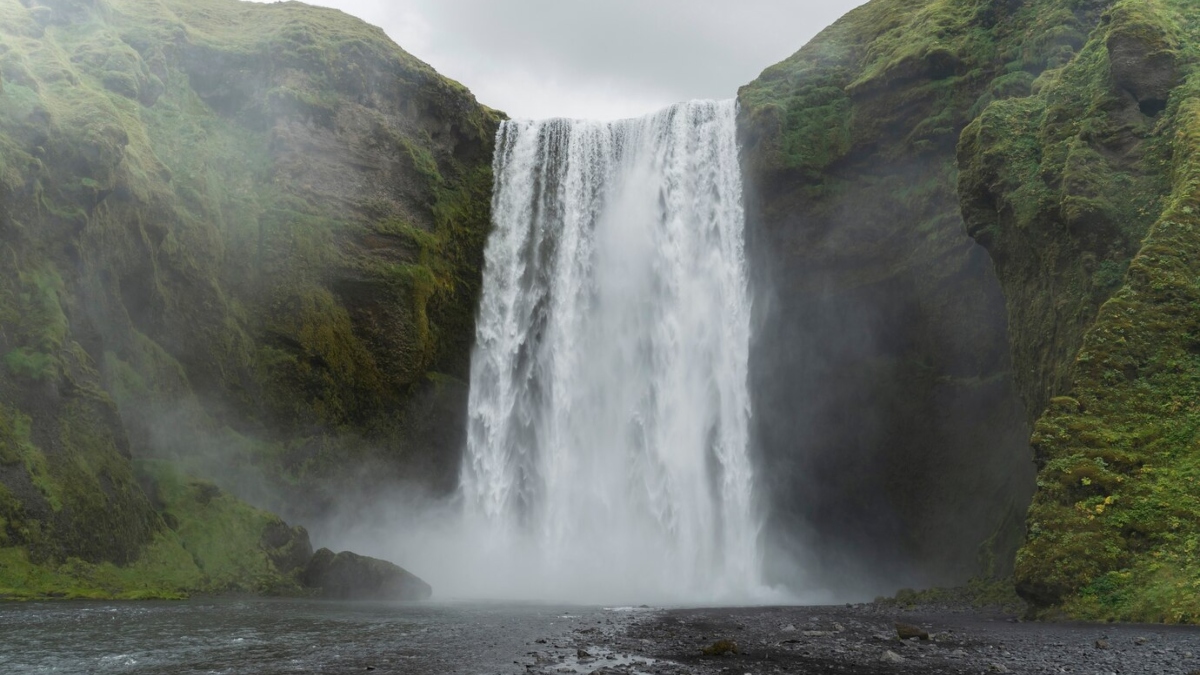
[252, 1, 868, 120]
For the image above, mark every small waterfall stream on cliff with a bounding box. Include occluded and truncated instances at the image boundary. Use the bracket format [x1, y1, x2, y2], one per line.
[460, 100, 763, 603]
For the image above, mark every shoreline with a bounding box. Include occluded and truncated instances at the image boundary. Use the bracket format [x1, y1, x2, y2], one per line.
[543, 603, 1200, 674]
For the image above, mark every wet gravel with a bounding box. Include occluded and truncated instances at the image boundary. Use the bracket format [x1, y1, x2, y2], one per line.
[531, 604, 1200, 675]
[6, 599, 1200, 674]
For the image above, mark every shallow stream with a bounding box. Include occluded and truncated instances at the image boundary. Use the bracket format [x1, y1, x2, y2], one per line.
[0, 599, 649, 674]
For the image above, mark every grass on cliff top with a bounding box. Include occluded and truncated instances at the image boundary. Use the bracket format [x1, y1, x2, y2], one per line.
[739, 0, 1103, 175]
[113, 0, 428, 70]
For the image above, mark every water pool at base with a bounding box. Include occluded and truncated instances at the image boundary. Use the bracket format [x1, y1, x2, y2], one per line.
[0, 599, 648, 674]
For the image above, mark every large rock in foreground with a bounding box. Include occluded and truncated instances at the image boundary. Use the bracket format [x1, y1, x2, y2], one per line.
[302, 548, 432, 601]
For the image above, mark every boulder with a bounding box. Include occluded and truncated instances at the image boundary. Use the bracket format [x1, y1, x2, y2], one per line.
[895, 622, 930, 641]
[301, 548, 432, 601]
[260, 521, 313, 576]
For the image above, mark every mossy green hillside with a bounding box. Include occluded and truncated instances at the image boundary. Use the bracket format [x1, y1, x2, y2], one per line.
[740, 0, 1104, 185]
[0, 460, 312, 599]
[964, 0, 1200, 622]
[135, 460, 311, 594]
[0, 0, 498, 592]
[959, 0, 1179, 422]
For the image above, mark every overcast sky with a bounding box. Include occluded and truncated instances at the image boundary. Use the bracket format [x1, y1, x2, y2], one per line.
[252, 1, 868, 120]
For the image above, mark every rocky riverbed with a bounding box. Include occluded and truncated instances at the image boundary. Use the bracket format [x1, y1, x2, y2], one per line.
[524, 604, 1200, 675]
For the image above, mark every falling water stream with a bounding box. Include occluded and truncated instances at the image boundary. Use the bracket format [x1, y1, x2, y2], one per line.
[461, 100, 762, 603]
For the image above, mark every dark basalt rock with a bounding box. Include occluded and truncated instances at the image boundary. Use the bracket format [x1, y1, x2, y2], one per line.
[301, 548, 432, 601]
[260, 522, 314, 576]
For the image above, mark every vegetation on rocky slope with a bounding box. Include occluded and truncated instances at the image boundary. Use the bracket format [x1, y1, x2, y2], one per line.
[742, 0, 1200, 620]
[0, 0, 498, 597]
[961, 0, 1200, 622]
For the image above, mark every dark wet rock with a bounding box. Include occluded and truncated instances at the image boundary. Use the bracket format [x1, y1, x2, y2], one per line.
[301, 548, 432, 601]
[1106, 15, 1178, 114]
[896, 622, 930, 641]
[699, 640, 738, 656]
[260, 521, 313, 575]
[601, 603, 1200, 675]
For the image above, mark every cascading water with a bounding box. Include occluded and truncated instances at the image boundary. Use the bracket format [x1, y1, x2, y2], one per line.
[461, 99, 762, 603]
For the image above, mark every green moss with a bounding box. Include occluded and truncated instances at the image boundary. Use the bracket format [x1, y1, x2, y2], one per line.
[0, 266, 68, 380]
[136, 460, 302, 594]
[0, 0, 498, 598]
[0, 405, 62, 511]
[881, 576, 1027, 613]
[0, 541, 198, 601]
[991, 0, 1200, 621]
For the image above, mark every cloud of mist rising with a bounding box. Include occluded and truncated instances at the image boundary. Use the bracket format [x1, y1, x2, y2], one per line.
[305, 489, 833, 607]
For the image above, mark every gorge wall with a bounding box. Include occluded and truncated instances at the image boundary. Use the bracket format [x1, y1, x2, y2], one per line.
[742, 0, 1200, 620]
[2, 0, 1199, 619]
[0, 0, 498, 596]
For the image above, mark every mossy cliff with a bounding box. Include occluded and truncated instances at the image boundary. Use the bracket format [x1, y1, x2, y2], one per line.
[0, 0, 498, 597]
[744, 0, 1200, 620]
[959, 0, 1200, 621]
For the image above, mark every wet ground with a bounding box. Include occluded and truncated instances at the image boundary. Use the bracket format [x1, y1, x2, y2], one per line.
[0, 599, 638, 674]
[4, 600, 1200, 674]
[572, 604, 1200, 675]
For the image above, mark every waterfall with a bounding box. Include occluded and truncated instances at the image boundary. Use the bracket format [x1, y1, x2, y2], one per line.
[461, 100, 761, 603]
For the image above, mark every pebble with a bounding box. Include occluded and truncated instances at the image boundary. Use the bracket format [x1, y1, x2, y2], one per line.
[555, 603, 1200, 675]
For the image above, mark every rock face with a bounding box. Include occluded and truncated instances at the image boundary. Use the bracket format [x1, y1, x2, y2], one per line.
[738, 0, 1051, 593]
[743, 0, 1200, 621]
[302, 548, 432, 601]
[0, 0, 497, 597]
[959, 0, 1200, 621]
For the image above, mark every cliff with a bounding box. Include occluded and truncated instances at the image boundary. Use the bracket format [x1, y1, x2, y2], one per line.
[738, 0, 1050, 593]
[959, 0, 1200, 621]
[742, 0, 1200, 620]
[0, 0, 498, 597]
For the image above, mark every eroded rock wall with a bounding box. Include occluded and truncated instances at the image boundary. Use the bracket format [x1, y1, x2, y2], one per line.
[737, 0, 1112, 595]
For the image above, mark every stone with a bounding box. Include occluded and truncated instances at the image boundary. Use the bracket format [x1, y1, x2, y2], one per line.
[260, 521, 313, 575]
[700, 640, 738, 656]
[880, 650, 905, 663]
[301, 548, 432, 601]
[896, 622, 930, 641]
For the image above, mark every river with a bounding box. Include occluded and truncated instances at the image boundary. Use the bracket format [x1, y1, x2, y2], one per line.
[0, 599, 654, 674]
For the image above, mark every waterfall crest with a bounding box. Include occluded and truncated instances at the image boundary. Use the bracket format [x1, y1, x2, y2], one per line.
[461, 100, 761, 602]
